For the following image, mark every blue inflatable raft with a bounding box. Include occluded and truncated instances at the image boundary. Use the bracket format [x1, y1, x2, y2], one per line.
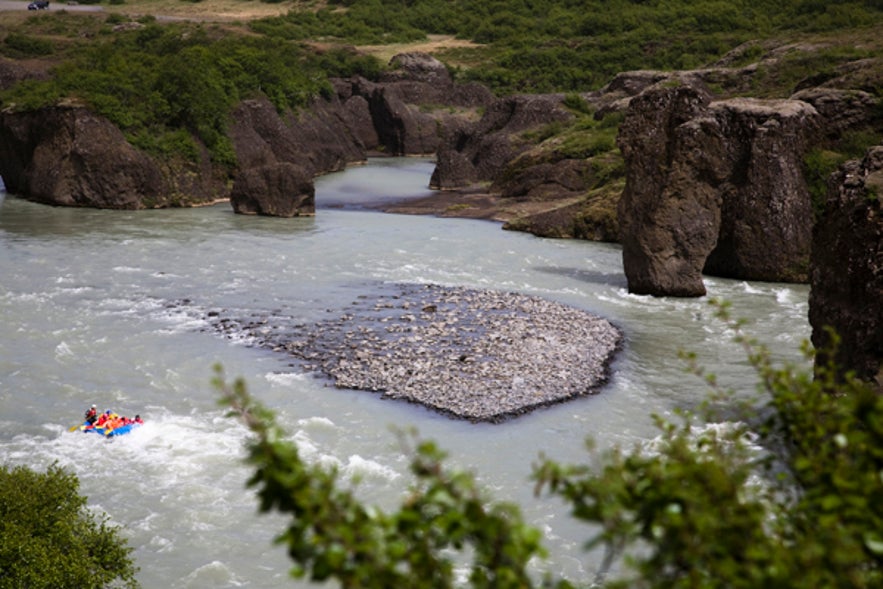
[73, 420, 141, 437]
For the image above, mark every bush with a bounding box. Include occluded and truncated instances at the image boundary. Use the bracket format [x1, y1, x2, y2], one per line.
[0, 463, 139, 589]
[2, 33, 54, 57]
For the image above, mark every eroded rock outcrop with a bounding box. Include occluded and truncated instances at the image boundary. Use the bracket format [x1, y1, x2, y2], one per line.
[616, 83, 717, 296]
[431, 94, 575, 189]
[352, 53, 494, 156]
[230, 162, 314, 217]
[617, 80, 820, 296]
[0, 52, 491, 214]
[809, 146, 883, 393]
[0, 106, 178, 208]
[229, 94, 366, 180]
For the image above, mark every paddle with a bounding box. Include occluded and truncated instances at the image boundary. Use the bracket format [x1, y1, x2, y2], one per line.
[68, 425, 82, 432]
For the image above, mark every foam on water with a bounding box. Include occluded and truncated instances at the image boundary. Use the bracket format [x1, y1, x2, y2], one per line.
[180, 561, 246, 589]
[264, 371, 309, 386]
[344, 454, 401, 482]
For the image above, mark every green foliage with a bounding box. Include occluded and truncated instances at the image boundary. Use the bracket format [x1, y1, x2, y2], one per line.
[561, 93, 592, 115]
[1, 33, 54, 58]
[215, 366, 564, 589]
[249, 0, 883, 93]
[803, 129, 881, 220]
[557, 117, 618, 160]
[803, 148, 847, 219]
[105, 13, 129, 25]
[524, 110, 622, 161]
[0, 463, 139, 589]
[0, 25, 348, 165]
[220, 298, 883, 588]
[751, 45, 870, 97]
[249, 1, 427, 45]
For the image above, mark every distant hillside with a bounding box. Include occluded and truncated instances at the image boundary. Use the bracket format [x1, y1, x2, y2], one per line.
[246, 0, 883, 93]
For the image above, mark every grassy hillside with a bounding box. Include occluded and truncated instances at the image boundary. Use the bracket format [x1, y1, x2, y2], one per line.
[244, 0, 883, 93]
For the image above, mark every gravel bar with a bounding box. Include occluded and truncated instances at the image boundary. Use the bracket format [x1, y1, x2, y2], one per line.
[202, 284, 623, 423]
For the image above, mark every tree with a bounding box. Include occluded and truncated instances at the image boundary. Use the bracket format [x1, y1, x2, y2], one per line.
[0, 463, 139, 589]
[218, 300, 883, 588]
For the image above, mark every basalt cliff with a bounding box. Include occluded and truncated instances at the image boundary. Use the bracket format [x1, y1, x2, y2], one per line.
[809, 146, 883, 393]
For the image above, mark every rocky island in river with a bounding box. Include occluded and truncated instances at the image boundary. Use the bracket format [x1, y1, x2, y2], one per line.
[194, 284, 622, 423]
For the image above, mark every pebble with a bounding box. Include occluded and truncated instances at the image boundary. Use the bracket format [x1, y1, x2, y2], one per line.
[196, 284, 623, 423]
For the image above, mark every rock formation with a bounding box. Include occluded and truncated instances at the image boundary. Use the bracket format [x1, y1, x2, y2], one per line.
[0, 106, 183, 208]
[0, 52, 493, 214]
[362, 52, 494, 156]
[809, 146, 883, 393]
[230, 162, 314, 217]
[616, 79, 820, 296]
[229, 94, 366, 180]
[431, 94, 576, 189]
[615, 83, 718, 296]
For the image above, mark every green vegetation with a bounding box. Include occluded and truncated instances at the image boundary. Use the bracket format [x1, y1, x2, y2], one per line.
[0, 32, 54, 58]
[0, 19, 381, 164]
[0, 463, 139, 589]
[804, 128, 883, 219]
[217, 301, 883, 588]
[251, 0, 883, 93]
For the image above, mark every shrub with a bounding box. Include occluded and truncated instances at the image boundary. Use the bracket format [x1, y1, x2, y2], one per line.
[2, 33, 54, 57]
[0, 463, 139, 588]
[803, 147, 847, 220]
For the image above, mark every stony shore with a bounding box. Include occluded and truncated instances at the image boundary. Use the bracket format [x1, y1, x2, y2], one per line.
[201, 283, 622, 422]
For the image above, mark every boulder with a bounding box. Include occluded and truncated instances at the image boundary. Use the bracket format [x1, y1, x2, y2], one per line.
[0, 106, 171, 209]
[617, 81, 819, 296]
[332, 77, 380, 152]
[230, 162, 314, 217]
[495, 158, 592, 200]
[360, 81, 442, 155]
[380, 52, 453, 86]
[702, 98, 818, 283]
[809, 146, 883, 393]
[230, 98, 304, 170]
[790, 87, 878, 140]
[378, 52, 493, 108]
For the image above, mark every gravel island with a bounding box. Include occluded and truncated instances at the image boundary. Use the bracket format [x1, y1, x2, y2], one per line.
[204, 284, 622, 422]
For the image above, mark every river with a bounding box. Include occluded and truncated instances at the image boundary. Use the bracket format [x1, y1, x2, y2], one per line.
[0, 158, 810, 587]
